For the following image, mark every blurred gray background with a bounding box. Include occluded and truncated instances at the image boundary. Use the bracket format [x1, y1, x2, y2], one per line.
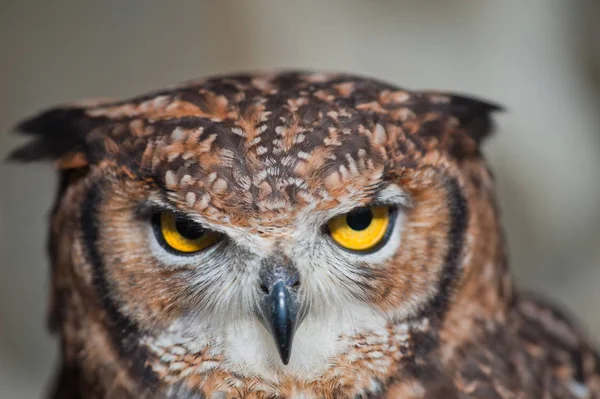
[1, 1, 600, 397]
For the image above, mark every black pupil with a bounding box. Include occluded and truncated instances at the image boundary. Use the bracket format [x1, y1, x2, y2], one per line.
[174, 216, 205, 240]
[346, 208, 373, 231]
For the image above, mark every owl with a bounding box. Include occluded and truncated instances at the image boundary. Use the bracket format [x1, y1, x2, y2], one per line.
[9, 71, 600, 398]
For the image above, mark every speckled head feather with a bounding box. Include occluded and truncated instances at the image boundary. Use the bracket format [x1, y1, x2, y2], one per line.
[10, 71, 600, 399]
[11, 72, 501, 227]
[13, 72, 501, 166]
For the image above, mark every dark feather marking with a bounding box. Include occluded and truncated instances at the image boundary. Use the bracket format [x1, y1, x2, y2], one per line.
[436, 176, 469, 314]
[47, 171, 74, 332]
[417, 175, 469, 321]
[80, 182, 159, 390]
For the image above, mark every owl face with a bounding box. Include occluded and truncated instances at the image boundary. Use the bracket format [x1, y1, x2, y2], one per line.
[12, 71, 500, 383]
[88, 140, 456, 369]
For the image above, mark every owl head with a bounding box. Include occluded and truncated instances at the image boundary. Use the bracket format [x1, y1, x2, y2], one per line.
[10, 72, 505, 381]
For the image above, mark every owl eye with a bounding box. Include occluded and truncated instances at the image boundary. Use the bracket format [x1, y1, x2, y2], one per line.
[327, 206, 394, 252]
[152, 211, 219, 254]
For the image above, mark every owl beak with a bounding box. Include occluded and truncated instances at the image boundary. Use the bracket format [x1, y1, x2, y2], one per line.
[258, 267, 302, 365]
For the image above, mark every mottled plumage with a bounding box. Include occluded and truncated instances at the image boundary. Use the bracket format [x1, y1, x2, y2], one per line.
[10, 71, 600, 398]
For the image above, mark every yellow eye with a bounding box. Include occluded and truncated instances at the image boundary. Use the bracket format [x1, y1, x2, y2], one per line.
[327, 206, 392, 251]
[154, 212, 219, 254]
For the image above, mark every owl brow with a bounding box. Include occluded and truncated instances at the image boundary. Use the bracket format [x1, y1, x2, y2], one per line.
[134, 199, 231, 235]
[371, 183, 413, 209]
[321, 184, 411, 221]
[134, 200, 199, 225]
[134, 200, 171, 220]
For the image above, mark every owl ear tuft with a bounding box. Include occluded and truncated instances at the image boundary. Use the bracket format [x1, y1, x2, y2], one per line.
[417, 92, 504, 160]
[421, 92, 504, 146]
[8, 107, 92, 169]
[441, 94, 504, 145]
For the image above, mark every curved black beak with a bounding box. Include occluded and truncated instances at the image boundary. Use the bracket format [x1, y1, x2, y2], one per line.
[258, 264, 302, 365]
